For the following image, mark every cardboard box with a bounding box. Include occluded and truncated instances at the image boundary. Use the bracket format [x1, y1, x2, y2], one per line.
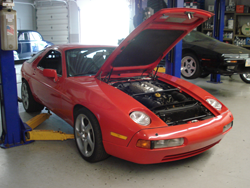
[236, 5, 244, 13]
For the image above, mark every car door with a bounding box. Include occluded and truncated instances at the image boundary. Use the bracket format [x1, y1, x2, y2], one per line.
[18, 32, 31, 59]
[31, 50, 64, 117]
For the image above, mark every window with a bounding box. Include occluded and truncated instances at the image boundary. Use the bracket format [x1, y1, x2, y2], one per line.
[65, 48, 115, 77]
[26, 49, 45, 64]
[18, 32, 29, 41]
[37, 50, 62, 76]
[30, 32, 42, 41]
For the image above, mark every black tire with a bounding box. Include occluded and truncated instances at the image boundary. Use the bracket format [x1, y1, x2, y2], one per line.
[181, 53, 201, 79]
[239, 73, 250, 83]
[200, 73, 210, 78]
[21, 80, 44, 112]
[74, 108, 109, 162]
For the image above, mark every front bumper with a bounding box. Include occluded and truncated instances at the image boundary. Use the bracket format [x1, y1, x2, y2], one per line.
[103, 111, 233, 164]
[204, 58, 250, 75]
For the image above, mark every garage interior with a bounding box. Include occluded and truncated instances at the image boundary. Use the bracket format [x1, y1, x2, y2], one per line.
[1, 0, 250, 187]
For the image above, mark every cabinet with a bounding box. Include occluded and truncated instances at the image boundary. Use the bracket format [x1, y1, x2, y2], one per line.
[201, 11, 250, 48]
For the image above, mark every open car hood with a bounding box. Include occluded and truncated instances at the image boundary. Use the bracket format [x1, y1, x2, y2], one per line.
[96, 8, 213, 78]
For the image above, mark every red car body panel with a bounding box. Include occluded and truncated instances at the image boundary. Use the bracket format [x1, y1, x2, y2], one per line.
[21, 8, 233, 164]
[96, 8, 214, 77]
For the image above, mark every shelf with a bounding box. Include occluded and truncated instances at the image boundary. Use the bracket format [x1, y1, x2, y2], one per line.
[235, 13, 250, 16]
[202, 28, 213, 31]
[202, 28, 234, 31]
[201, 10, 250, 49]
[235, 35, 250, 37]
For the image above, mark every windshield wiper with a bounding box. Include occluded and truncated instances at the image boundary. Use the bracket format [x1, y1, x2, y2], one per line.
[73, 71, 97, 76]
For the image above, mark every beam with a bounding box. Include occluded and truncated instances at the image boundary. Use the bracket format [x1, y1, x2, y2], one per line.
[210, 0, 225, 83]
[165, 0, 183, 78]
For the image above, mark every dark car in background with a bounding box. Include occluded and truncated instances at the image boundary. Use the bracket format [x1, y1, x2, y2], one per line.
[181, 30, 250, 83]
[15, 30, 53, 60]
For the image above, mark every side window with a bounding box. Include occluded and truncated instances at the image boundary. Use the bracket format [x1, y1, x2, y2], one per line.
[30, 32, 42, 41]
[37, 50, 62, 76]
[18, 32, 29, 41]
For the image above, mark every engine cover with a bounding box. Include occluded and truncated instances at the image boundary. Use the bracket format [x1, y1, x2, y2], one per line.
[129, 82, 163, 94]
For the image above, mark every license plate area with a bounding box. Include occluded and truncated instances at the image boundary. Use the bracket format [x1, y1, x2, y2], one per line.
[245, 58, 250, 67]
[227, 66, 235, 70]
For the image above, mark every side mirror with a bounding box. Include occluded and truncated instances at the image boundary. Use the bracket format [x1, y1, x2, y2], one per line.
[43, 69, 58, 82]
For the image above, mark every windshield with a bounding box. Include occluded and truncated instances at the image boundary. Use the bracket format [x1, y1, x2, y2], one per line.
[66, 47, 115, 77]
[183, 30, 217, 43]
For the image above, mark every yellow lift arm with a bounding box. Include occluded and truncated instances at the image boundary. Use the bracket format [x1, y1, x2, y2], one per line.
[25, 113, 74, 141]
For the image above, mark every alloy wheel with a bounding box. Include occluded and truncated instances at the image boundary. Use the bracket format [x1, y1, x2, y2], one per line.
[181, 56, 197, 78]
[21, 82, 29, 110]
[75, 114, 95, 157]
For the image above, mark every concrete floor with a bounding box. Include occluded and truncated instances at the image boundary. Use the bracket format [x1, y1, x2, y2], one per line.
[0, 64, 250, 188]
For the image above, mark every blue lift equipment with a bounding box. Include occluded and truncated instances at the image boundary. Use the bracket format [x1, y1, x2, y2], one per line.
[0, 6, 32, 148]
[165, 0, 183, 77]
[210, 0, 225, 83]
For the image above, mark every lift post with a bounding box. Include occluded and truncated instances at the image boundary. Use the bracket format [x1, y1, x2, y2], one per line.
[210, 0, 225, 83]
[165, 0, 183, 77]
[0, 44, 32, 148]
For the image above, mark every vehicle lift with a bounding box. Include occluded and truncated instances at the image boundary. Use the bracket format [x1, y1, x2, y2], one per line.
[165, 0, 183, 78]
[210, 0, 225, 83]
[0, 2, 74, 149]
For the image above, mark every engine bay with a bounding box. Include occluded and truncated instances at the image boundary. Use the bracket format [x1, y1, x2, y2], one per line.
[110, 78, 214, 125]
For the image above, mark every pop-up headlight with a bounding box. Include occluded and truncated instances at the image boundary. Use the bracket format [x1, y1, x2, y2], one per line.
[130, 111, 151, 126]
[206, 98, 222, 111]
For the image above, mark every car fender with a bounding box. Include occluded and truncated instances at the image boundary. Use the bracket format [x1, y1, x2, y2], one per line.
[62, 77, 167, 147]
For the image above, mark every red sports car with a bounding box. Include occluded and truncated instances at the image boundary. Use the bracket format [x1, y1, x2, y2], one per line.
[21, 8, 233, 164]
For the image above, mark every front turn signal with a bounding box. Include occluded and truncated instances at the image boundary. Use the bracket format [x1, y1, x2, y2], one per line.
[136, 139, 151, 149]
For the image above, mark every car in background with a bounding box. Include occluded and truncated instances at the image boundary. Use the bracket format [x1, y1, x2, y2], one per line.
[13, 50, 19, 60]
[21, 9, 233, 164]
[181, 30, 250, 83]
[15, 30, 53, 60]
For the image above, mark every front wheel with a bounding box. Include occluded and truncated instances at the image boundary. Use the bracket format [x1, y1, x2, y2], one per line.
[74, 108, 109, 162]
[239, 73, 250, 83]
[181, 53, 201, 79]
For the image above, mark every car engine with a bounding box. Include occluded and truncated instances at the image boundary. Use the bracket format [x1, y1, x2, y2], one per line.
[110, 79, 214, 125]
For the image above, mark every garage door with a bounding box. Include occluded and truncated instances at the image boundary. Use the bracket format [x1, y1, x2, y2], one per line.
[36, 5, 69, 44]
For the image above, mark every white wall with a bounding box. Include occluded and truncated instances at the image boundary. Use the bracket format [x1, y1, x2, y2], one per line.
[13, 0, 36, 30]
[77, 0, 130, 45]
[69, 1, 80, 43]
